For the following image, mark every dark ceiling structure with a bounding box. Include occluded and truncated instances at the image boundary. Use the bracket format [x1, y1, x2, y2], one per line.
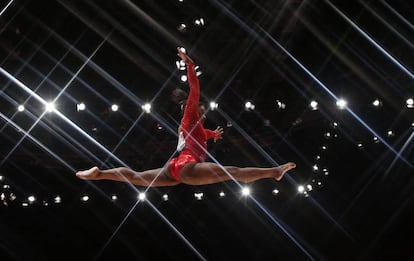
[1, 0, 413, 260]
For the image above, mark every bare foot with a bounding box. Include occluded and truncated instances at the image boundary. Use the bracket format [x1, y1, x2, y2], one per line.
[275, 162, 296, 181]
[76, 166, 100, 180]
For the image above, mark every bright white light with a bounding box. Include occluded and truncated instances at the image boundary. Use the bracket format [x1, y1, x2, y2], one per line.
[81, 195, 89, 202]
[324, 132, 331, 138]
[111, 104, 119, 112]
[45, 102, 55, 112]
[43, 201, 49, 206]
[276, 100, 286, 109]
[336, 99, 347, 109]
[387, 130, 394, 137]
[245, 101, 255, 111]
[321, 145, 327, 151]
[179, 47, 186, 53]
[177, 24, 187, 32]
[17, 105, 25, 112]
[54, 195, 62, 204]
[310, 100, 318, 110]
[241, 187, 250, 196]
[195, 18, 205, 26]
[138, 193, 146, 201]
[0, 176, 3, 181]
[332, 122, 338, 128]
[372, 99, 381, 107]
[297, 185, 305, 193]
[272, 189, 279, 195]
[22, 202, 29, 207]
[373, 136, 379, 143]
[3, 184, 10, 189]
[162, 194, 169, 201]
[28, 195, 35, 202]
[77, 102, 86, 111]
[307, 184, 313, 191]
[219, 191, 226, 197]
[357, 143, 363, 148]
[142, 103, 151, 113]
[315, 155, 321, 161]
[210, 101, 219, 111]
[111, 195, 117, 201]
[180, 75, 187, 82]
[312, 164, 319, 172]
[406, 98, 414, 108]
[194, 192, 203, 200]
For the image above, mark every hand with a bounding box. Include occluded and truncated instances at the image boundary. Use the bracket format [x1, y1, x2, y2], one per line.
[213, 126, 224, 143]
[177, 47, 194, 65]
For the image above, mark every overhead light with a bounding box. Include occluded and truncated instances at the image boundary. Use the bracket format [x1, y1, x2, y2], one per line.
[77, 102, 86, 111]
[194, 192, 203, 200]
[45, 102, 56, 113]
[162, 194, 169, 201]
[241, 187, 250, 196]
[210, 101, 218, 111]
[142, 103, 151, 113]
[336, 99, 347, 109]
[245, 101, 255, 111]
[180, 75, 187, 82]
[406, 98, 413, 108]
[17, 105, 25, 112]
[138, 192, 146, 201]
[111, 104, 119, 112]
[310, 100, 318, 110]
[372, 99, 382, 107]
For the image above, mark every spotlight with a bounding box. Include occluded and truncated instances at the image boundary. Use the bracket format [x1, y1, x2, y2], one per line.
[312, 164, 319, 172]
[17, 105, 25, 112]
[357, 143, 363, 149]
[54, 195, 62, 204]
[111, 104, 119, 112]
[194, 192, 203, 200]
[176, 60, 186, 70]
[272, 189, 279, 195]
[321, 145, 327, 151]
[162, 194, 169, 201]
[387, 130, 394, 137]
[138, 192, 146, 201]
[406, 98, 414, 108]
[76, 102, 86, 111]
[194, 18, 205, 26]
[373, 136, 379, 143]
[177, 23, 187, 32]
[332, 122, 338, 128]
[241, 187, 250, 196]
[297, 185, 305, 193]
[81, 195, 89, 202]
[276, 100, 286, 110]
[210, 101, 219, 111]
[245, 101, 255, 111]
[111, 195, 117, 201]
[180, 75, 187, 82]
[372, 99, 382, 107]
[324, 132, 331, 139]
[45, 102, 56, 113]
[43, 200, 49, 206]
[28, 195, 36, 203]
[310, 100, 318, 110]
[142, 103, 151, 113]
[0, 176, 3, 181]
[322, 168, 329, 175]
[218, 191, 226, 198]
[22, 202, 29, 207]
[336, 99, 347, 110]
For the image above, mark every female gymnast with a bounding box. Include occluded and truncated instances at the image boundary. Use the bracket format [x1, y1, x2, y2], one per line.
[76, 48, 296, 187]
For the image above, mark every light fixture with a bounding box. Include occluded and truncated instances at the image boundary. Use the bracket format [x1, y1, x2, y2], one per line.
[297, 185, 305, 193]
[180, 75, 187, 82]
[45, 102, 55, 113]
[142, 103, 151, 113]
[138, 192, 146, 201]
[219, 191, 226, 198]
[336, 99, 347, 109]
[272, 189, 279, 195]
[406, 98, 414, 108]
[28, 195, 36, 203]
[54, 195, 62, 204]
[81, 195, 89, 202]
[17, 105, 25, 112]
[241, 187, 250, 196]
[310, 100, 318, 110]
[111, 104, 119, 112]
[210, 101, 218, 111]
[194, 192, 203, 200]
[162, 194, 169, 201]
[372, 99, 382, 107]
[245, 101, 255, 111]
[111, 195, 117, 201]
[77, 102, 86, 111]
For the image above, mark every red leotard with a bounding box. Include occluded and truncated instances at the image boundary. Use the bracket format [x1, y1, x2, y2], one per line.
[168, 63, 217, 181]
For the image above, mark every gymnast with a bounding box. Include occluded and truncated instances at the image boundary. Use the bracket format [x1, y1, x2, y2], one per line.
[76, 48, 296, 187]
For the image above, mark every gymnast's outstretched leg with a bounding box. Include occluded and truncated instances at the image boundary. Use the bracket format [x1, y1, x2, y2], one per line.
[178, 162, 296, 186]
[76, 166, 180, 187]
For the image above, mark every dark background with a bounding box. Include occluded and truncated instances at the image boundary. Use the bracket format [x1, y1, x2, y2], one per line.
[1, 0, 413, 260]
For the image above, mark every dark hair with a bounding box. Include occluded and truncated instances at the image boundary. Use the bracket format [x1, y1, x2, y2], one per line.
[171, 88, 205, 114]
